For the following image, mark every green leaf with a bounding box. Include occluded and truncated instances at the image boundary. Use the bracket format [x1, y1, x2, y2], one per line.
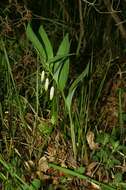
[75, 166, 85, 174]
[97, 133, 110, 146]
[53, 58, 64, 84]
[47, 55, 68, 83]
[31, 179, 41, 189]
[26, 23, 47, 64]
[39, 26, 53, 62]
[53, 34, 70, 91]
[58, 58, 69, 91]
[0, 172, 7, 181]
[47, 53, 71, 65]
[66, 63, 90, 110]
[37, 122, 52, 137]
[57, 34, 69, 55]
[66, 88, 76, 111]
[48, 163, 116, 190]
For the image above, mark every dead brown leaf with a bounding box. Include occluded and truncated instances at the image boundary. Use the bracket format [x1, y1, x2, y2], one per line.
[38, 156, 49, 173]
[86, 131, 99, 150]
[90, 182, 101, 190]
[86, 162, 98, 177]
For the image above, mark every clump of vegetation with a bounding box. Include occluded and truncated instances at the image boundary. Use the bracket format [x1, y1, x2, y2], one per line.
[0, 0, 126, 189]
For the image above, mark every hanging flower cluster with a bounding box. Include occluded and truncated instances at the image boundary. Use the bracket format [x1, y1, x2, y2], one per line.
[41, 70, 54, 100]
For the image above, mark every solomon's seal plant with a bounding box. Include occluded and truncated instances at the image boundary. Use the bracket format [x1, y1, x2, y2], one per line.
[26, 23, 89, 159]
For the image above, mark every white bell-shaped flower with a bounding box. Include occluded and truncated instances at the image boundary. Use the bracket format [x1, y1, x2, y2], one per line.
[41, 70, 45, 82]
[44, 78, 49, 91]
[50, 86, 54, 100]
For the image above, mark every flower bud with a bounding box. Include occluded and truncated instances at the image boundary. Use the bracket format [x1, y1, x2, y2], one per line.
[50, 86, 54, 100]
[44, 78, 49, 91]
[41, 70, 45, 82]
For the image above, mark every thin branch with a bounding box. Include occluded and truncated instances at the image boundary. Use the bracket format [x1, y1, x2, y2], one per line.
[82, 0, 121, 14]
[103, 0, 126, 39]
[76, 0, 85, 55]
